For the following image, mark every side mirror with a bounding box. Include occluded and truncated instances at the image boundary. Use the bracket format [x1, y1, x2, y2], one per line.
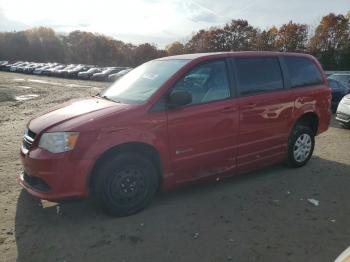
[168, 90, 192, 108]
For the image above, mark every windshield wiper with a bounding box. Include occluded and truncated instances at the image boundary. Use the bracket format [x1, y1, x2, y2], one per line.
[94, 93, 121, 103]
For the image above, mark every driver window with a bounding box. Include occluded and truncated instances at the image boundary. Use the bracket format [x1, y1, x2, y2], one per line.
[172, 60, 231, 105]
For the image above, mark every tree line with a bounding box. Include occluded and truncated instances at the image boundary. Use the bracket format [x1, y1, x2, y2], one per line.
[0, 28, 166, 67]
[0, 12, 349, 70]
[167, 12, 350, 70]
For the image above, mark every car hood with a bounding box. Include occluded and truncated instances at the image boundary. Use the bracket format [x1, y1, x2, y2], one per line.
[28, 98, 130, 134]
[341, 94, 350, 102]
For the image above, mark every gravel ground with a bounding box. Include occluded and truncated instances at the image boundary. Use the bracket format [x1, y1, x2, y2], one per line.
[0, 71, 349, 262]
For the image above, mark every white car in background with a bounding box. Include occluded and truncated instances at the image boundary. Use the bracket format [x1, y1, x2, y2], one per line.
[336, 94, 350, 129]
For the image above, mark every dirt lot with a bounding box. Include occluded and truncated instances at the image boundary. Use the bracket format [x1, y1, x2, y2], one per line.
[0, 71, 349, 262]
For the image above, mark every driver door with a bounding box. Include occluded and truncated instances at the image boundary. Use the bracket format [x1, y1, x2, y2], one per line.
[166, 59, 239, 184]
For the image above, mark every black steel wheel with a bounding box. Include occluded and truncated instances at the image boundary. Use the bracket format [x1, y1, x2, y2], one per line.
[94, 153, 159, 216]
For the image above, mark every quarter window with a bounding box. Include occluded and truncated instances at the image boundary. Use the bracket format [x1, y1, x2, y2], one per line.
[235, 57, 284, 96]
[172, 60, 231, 105]
[284, 56, 323, 88]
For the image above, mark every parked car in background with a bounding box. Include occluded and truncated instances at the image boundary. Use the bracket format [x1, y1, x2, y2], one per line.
[67, 65, 91, 79]
[19, 51, 331, 216]
[0, 61, 8, 70]
[1, 61, 13, 71]
[33, 64, 56, 75]
[53, 64, 76, 77]
[16, 62, 32, 73]
[1, 61, 132, 81]
[24, 63, 45, 74]
[329, 73, 350, 89]
[336, 94, 350, 129]
[91, 67, 124, 81]
[108, 68, 132, 82]
[7, 62, 18, 72]
[22, 63, 35, 74]
[10, 62, 28, 72]
[43, 64, 65, 76]
[4, 61, 17, 71]
[78, 67, 102, 80]
[328, 78, 350, 112]
[33, 64, 48, 75]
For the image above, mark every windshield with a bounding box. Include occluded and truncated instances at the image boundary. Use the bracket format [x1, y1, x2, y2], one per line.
[102, 59, 189, 103]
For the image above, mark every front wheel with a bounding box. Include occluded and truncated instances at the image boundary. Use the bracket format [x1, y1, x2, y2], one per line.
[287, 125, 315, 168]
[94, 153, 159, 216]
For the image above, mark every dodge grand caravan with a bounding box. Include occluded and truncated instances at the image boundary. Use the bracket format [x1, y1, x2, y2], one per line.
[19, 52, 331, 216]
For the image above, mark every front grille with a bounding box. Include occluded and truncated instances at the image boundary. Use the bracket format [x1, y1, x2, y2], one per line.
[23, 172, 50, 192]
[22, 128, 36, 151]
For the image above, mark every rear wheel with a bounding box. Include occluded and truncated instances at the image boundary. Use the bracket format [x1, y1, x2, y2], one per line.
[287, 125, 315, 168]
[94, 153, 159, 216]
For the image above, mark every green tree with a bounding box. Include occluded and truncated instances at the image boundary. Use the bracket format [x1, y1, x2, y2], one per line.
[221, 19, 259, 51]
[132, 43, 161, 66]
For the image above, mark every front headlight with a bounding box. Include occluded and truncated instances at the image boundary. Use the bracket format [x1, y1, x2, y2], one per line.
[39, 132, 79, 153]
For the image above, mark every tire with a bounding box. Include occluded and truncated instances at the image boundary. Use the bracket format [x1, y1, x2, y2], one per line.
[93, 153, 159, 216]
[287, 125, 315, 168]
[339, 122, 350, 129]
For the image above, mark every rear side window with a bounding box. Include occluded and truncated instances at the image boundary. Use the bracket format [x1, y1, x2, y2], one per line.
[284, 56, 323, 88]
[235, 57, 284, 96]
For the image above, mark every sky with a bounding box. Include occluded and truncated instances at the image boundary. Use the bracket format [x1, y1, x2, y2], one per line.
[0, 0, 349, 48]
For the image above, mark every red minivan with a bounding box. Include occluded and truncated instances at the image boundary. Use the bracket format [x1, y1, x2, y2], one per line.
[19, 52, 331, 216]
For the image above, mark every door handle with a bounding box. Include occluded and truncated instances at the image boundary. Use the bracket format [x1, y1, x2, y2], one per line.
[242, 103, 256, 109]
[220, 107, 235, 113]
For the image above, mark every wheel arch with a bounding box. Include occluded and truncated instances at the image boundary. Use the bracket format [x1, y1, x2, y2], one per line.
[293, 112, 319, 136]
[88, 142, 163, 192]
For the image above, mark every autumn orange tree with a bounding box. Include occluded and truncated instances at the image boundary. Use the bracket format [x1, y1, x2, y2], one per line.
[257, 26, 279, 51]
[166, 41, 185, 55]
[276, 21, 308, 52]
[184, 20, 259, 53]
[309, 13, 350, 70]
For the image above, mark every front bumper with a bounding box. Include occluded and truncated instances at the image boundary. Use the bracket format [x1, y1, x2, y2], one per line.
[336, 112, 350, 124]
[336, 101, 350, 124]
[19, 147, 92, 201]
